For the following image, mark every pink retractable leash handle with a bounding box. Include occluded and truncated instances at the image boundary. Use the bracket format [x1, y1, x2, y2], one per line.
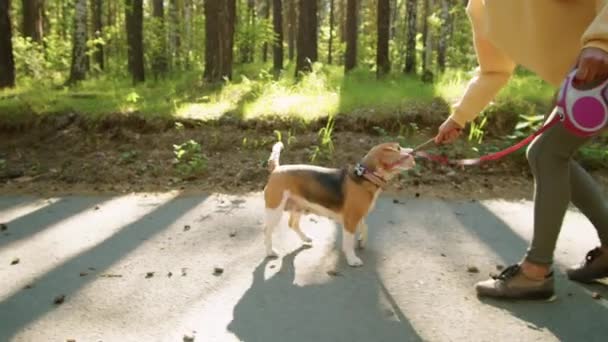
[556, 69, 608, 137]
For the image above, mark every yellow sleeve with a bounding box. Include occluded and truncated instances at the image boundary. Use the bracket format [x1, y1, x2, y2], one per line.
[581, 0, 608, 53]
[449, 0, 516, 127]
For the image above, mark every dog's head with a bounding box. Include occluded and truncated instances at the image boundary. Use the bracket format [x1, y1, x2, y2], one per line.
[360, 142, 416, 178]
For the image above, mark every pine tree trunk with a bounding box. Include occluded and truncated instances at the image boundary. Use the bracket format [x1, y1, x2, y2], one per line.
[22, 0, 44, 43]
[67, 0, 88, 84]
[262, 0, 270, 62]
[436, 0, 449, 72]
[204, 0, 236, 82]
[272, 0, 283, 73]
[390, 0, 397, 39]
[338, 0, 345, 43]
[287, 0, 296, 61]
[92, 0, 104, 70]
[295, 0, 318, 77]
[184, 0, 192, 68]
[327, 0, 334, 65]
[344, 0, 357, 72]
[404, 0, 416, 73]
[126, 0, 145, 83]
[0, 0, 15, 89]
[169, 0, 181, 69]
[422, 0, 434, 77]
[152, 0, 168, 77]
[376, 0, 390, 78]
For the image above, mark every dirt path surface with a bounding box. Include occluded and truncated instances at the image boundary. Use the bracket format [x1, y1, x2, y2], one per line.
[1, 193, 607, 342]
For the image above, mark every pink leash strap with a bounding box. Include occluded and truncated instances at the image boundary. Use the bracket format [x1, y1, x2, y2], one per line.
[414, 115, 562, 166]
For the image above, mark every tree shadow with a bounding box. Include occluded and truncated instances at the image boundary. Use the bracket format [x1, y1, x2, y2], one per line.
[0, 196, 108, 249]
[0, 195, 205, 342]
[446, 200, 608, 341]
[227, 245, 423, 342]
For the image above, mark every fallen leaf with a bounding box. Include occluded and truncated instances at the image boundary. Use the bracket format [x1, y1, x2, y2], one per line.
[79, 272, 88, 277]
[53, 294, 66, 305]
[99, 274, 122, 278]
[327, 270, 341, 277]
[467, 266, 479, 273]
[0, 223, 7, 231]
[146, 272, 154, 278]
[184, 225, 191, 232]
[213, 267, 224, 276]
[183, 334, 195, 342]
[168, 272, 173, 277]
[229, 232, 236, 237]
[11, 258, 19, 265]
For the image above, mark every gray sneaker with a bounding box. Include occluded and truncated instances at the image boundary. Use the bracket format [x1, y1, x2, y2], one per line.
[475, 264, 555, 300]
[566, 247, 608, 283]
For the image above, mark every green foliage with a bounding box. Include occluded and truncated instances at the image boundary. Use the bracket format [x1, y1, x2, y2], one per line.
[172, 139, 207, 177]
[310, 115, 335, 163]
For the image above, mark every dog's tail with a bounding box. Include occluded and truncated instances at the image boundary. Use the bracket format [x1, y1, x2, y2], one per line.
[267, 142, 284, 172]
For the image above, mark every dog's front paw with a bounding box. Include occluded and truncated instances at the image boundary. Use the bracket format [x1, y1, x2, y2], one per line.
[346, 255, 363, 267]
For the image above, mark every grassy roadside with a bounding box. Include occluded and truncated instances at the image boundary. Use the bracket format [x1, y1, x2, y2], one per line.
[0, 63, 554, 132]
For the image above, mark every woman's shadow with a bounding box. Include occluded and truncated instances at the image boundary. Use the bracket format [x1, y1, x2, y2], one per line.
[227, 245, 423, 342]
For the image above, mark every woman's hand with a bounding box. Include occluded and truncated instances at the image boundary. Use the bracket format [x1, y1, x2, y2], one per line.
[574, 47, 608, 85]
[435, 117, 464, 144]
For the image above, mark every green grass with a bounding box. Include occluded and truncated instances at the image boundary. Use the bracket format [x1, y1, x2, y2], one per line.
[0, 62, 555, 126]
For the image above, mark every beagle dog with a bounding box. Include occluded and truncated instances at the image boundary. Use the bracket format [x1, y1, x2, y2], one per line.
[263, 141, 415, 266]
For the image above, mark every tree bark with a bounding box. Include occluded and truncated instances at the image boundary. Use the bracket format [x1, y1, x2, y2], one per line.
[67, 0, 88, 84]
[338, 0, 345, 43]
[169, 0, 181, 69]
[126, 0, 145, 83]
[287, 0, 296, 61]
[422, 0, 434, 79]
[22, 0, 44, 43]
[437, 0, 449, 72]
[262, 0, 270, 62]
[0, 0, 15, 88]
[204, 0, 236, 82]
[344, 0, 357, 72]
[404, 0, 416, 73]
[92, 0, 104, 70]
[152, 0, 168, 76]
[295, 0, 318, 76]
[272, 0, 283, 73]
[327, 0, 334, 64]
[376, 0, 390, 78]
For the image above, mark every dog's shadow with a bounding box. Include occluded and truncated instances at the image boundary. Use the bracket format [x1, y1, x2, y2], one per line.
[227, 246, 423, 342]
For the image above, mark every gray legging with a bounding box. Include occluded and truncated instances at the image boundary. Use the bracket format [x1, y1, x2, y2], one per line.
[524, 108, 608, 265]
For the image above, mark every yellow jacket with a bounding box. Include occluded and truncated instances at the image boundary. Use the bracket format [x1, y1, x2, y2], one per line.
[451, 0, 608, 126]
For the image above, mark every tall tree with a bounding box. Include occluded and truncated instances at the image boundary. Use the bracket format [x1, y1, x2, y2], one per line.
[22, 0, 44, 43]
[437, 0, 450, 72]
[169, 0, 181, 69]
[241, 0, 256, 63]
[344, 0, 357, 72]
[376, 0, 390, 78]
[295, 0, 318, 76]
[286, 0, 296, 61]
[67, 0, 88, 84]
[272, 0, 283, 73]
[327, 0, 334, 64]
[338, 0, 345, 43]
[422, 0, 434, 80]
[126, 0, 145, 83]
[92, 0, 104, 70]
[262, 0, 270, 62]
[152, 0, 168, 77]
[204, 0, 236, 82]
[0, 0, 15, 89]
[404, 0, 416, 73]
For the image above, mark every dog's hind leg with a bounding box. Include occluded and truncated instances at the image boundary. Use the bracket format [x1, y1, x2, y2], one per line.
[288, 211, 312, 244]
[264, 191, 288, 258]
